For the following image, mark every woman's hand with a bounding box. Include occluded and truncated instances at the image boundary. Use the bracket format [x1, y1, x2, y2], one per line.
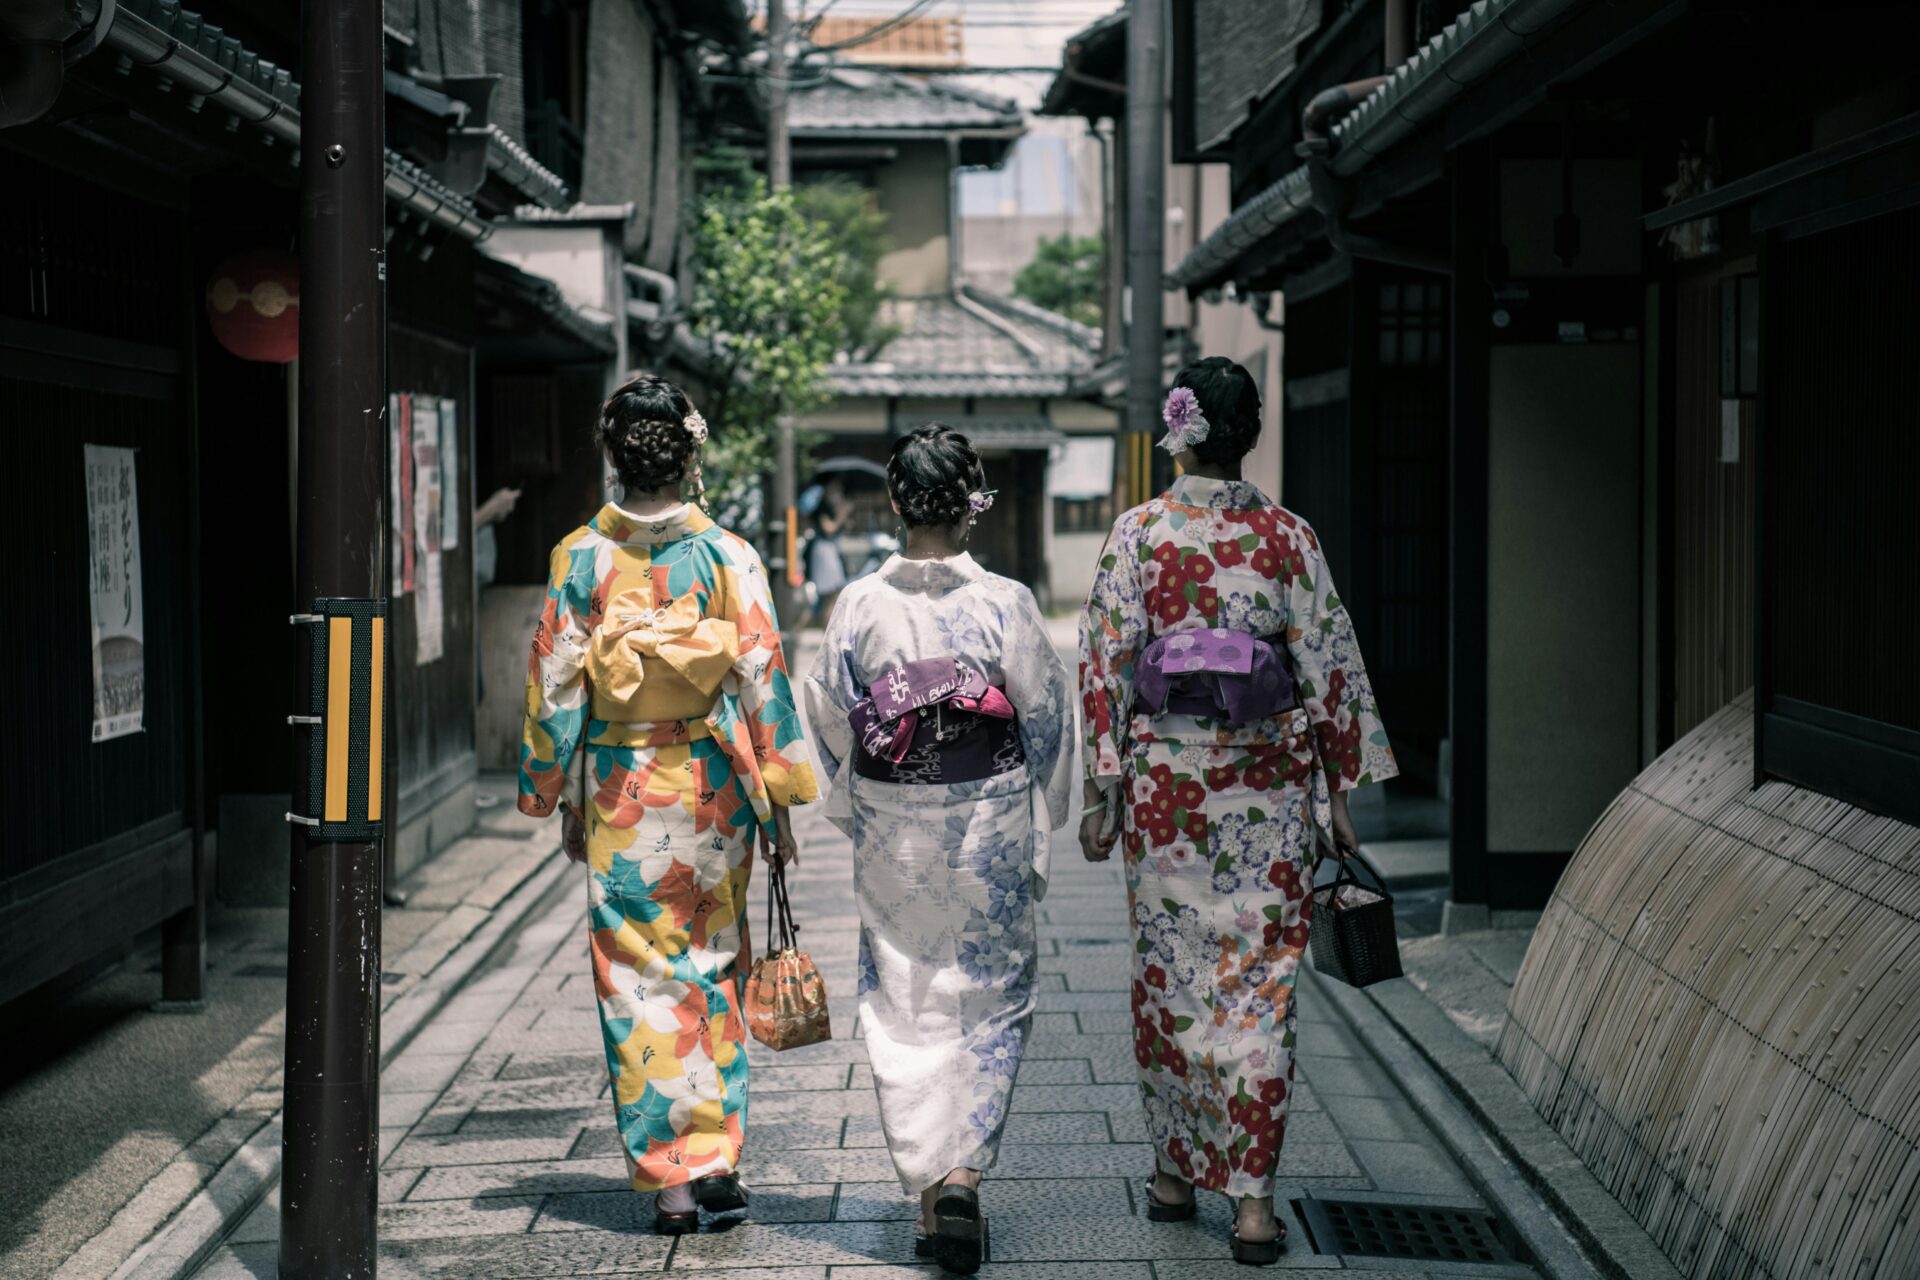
[561, 807, 588, 864]
[1328, 790, 1360, 862]
[1080, 784, 1119, 862]
[760, 804, 799, 870]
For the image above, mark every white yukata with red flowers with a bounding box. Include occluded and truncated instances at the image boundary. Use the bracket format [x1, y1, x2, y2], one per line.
[1079, 474, 1397, 1197]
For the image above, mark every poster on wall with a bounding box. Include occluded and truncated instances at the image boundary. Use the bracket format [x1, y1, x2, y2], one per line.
[85, 444, 145, 742]
[395, 393, 417, 594]
[439, 397, 460, 550]
[412, 394, 445, 663]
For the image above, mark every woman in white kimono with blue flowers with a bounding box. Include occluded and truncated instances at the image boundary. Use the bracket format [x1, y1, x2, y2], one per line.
[804, 426, 1074, 1276]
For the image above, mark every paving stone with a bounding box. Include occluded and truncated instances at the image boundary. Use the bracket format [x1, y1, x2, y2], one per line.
[847, 1063, 873, 1090]
[1013, 1058, 1093, 1085]
[1030, 1012, 1079, 1036]
[1156, 1267, 1386, 1280]
[459, 1104, 600, 1138]
[378, 1195, 544, 1239]
[1295, 1056, 1399, 1099]
[192, 1242, 280, 1279]
[839, 1111, 1111, 1148]
[1007, 1083, 1140, 1116]
[981, 1214, 1239, 1262]
[1317, 1092, 1432, 1144]
[380, 1228, 672, 1275]
[1274, 1141, 1366, 1179]
[1038, 958, 1131, 991]
[383, 1167, 427, 1203]
[1345, 1139, 1474, 1196]
[1027, 990, 1131, 1012]
[662, 1220, 903, 1269]
[740, 1146, 902, 1185]
[990, 1143, 1156, 1179]
[1023, 1032, 1132, 1064]
[407, 1156, 630, 1201]
[379, 1090, 441, 1131]
[751, 1091, 882, 1122]
[386, 1132, 581, 1168]
[751, 1063, 851, 1092]
[496, 1051, 604, 1081]
[385, 1052, 471, 1095]
[1072, 1010, 1137, 1035]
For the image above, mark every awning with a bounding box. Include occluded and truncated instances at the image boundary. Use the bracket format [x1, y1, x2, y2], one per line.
[1165, 0, 1590, 292]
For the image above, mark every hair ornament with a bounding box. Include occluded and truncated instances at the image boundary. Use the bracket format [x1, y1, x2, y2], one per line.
[966, 489, 996, 516]
[682, 408, 708, 445]
[1159, 386, 1210, 455]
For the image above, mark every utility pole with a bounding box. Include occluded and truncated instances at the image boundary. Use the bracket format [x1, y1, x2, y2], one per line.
[1126, 0, 1167, 505]
[767, 0, 802, 627]
[280, 0, 386, 1271]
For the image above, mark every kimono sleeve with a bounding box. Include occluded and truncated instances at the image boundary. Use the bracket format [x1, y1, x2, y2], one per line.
[800, 592, 859, 787]
[1002, 585, 1075, 833]
[722, 539, 820, 807]
[519, 537, 592, 819]
[1283, 523, 1399, 791]
[1078, 510, 1148, 790]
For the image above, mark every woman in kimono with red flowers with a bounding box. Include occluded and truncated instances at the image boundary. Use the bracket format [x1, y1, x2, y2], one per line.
[519, 373, 818, 1236]
[1077, 358, 1397, 1265]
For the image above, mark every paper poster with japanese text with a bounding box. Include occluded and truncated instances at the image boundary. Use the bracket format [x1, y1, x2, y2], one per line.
[85, 444, 145, 741]
[412, 394, 445, 663]
[439, 397, 460, 550]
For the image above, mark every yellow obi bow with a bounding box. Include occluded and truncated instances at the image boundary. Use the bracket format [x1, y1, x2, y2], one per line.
[589, 590, 740, 709]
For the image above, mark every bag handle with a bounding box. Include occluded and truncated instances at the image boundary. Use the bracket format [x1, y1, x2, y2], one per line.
[1318, 847, 1393, 904]
[764, 853, 801, 953]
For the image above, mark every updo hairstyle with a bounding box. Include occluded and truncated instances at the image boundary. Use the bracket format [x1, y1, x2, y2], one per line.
[1174, 356, 1263, 464]
[887, 424, 984, 528]
[597, 372, 697, 494]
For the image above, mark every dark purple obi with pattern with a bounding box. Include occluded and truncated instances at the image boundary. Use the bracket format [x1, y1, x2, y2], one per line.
[849, 657, 1025, 784]
[1133, 628, 1296, 726]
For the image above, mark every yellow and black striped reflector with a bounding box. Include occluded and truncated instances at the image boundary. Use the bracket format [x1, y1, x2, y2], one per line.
[305, 597, 388, 841]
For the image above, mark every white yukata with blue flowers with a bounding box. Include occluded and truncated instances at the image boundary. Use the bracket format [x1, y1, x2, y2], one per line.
[803, 553, 1075, 1195]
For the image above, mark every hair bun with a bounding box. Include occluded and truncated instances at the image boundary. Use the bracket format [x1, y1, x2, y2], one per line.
[888, 424, 984, 529]
[599, 372, 698, 493]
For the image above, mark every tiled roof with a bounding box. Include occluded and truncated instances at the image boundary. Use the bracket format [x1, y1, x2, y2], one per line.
[1165, 0, 1586, 291]
[826, 290, 1097, 398]
[788, 68, 1022, 135]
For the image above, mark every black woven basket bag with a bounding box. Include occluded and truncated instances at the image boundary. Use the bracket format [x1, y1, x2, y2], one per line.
[1308, 850, 1404, 988]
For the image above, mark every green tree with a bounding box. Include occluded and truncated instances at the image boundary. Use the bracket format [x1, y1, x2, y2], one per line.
[1013, 231, 1104, 329]
[793, 177, 898, 361]
[690, 175, 849, 535]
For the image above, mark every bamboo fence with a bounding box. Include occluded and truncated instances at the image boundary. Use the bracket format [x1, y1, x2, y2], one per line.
[1499, 691, 1920, 1279]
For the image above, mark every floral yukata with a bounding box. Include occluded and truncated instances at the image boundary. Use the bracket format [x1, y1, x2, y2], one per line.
[519, 502, 818, 1193]
[803, 554, 1074, 1195]
[1079, 475, 1396, 1198]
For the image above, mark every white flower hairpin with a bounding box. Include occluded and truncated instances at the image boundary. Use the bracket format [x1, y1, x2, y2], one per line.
[967, 489, 997, 515]
[682, 408, 708, 445]
[1159, 386, 1210, 455]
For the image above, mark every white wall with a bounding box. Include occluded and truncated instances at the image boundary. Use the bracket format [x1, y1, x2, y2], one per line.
[1486, 343, 1642, 852]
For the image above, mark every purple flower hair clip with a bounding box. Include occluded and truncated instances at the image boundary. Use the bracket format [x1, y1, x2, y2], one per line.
[967, 489, 997, 515]
[1159, 386, 1210, 455]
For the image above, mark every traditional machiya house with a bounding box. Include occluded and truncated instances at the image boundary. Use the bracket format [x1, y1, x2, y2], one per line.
[0, 0, 746, 1007]
[1036, 8, 1287, 614]
[784, 65, 1110, 608]
[1161, 1, 1920, 1274]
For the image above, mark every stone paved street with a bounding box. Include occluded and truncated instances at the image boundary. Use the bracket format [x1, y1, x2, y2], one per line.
[193, 632, 1552, 1279]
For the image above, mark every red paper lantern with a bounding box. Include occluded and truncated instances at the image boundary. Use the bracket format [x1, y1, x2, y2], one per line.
[206, 250, 300, 363]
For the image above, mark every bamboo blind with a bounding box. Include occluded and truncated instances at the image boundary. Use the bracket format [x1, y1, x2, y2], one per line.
[1499, 690, 1920, 1279]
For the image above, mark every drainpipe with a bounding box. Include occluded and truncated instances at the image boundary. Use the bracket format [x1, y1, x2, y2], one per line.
[1294, 0, 1446, 277]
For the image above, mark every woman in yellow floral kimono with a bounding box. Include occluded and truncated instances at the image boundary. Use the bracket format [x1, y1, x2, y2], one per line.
[519, 373, 818, 1234]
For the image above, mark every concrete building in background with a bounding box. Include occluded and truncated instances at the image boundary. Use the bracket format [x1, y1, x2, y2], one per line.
[785, 65, 1111, 608]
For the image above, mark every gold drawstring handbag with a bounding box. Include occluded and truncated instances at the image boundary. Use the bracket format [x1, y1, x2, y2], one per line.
[742, 855, 831, 1051]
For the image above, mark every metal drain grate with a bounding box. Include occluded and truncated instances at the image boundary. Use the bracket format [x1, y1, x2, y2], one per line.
[1294, 1197, 1525, 1265]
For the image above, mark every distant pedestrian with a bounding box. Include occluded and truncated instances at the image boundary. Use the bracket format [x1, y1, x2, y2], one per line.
[803, 425, 1074, 1275]
[517, 372, 819, 1235]
[1077, 358, 1397, 1265]
[801, 478, 851, 626]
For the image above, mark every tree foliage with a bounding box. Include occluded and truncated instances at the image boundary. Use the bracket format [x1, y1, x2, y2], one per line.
[689, 174, 849, 534]
[1013, 231, 1104, 329]
[792, 178, 899, 361]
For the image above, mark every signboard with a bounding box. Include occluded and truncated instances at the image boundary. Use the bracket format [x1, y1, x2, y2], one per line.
[85, 445, 145, 741]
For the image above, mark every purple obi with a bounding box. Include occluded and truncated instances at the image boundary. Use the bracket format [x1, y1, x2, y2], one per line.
[1133, 628, 1296, 726]
[849, 657, 1024, 784]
